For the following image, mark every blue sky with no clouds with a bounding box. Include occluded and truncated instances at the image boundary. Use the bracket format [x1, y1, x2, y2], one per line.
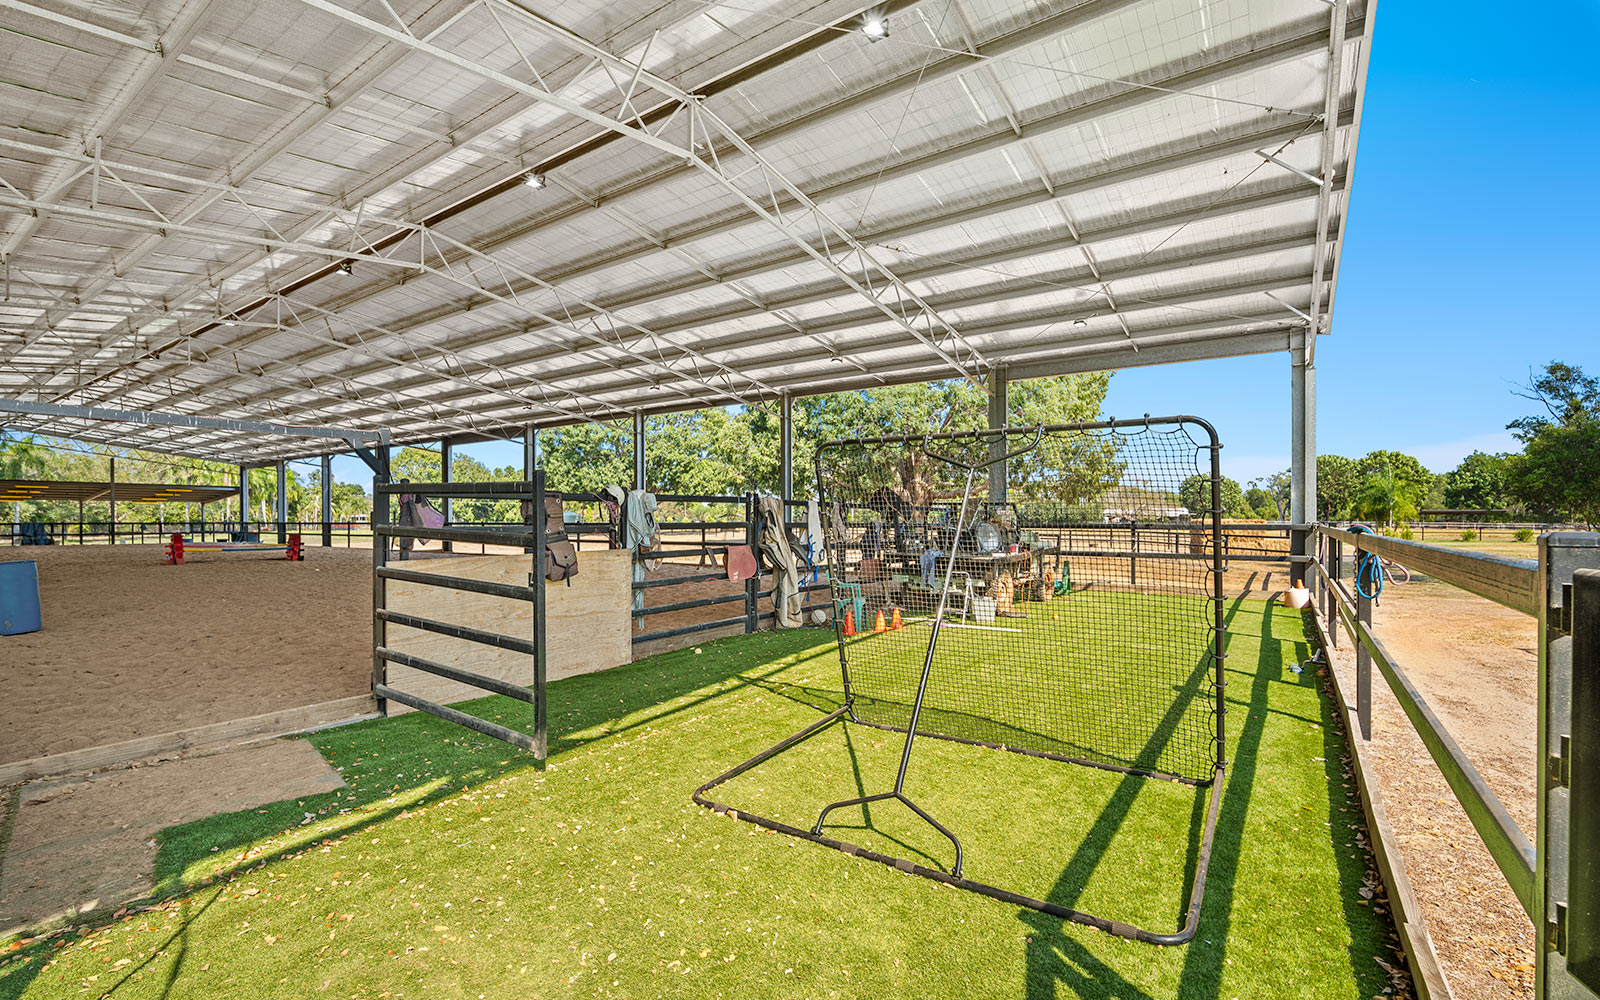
[330, 2, 1600, 488]
[1104, 1, 1600, 485]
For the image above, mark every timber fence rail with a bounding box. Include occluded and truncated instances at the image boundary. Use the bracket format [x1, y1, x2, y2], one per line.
[1307, 525, 1553, 920]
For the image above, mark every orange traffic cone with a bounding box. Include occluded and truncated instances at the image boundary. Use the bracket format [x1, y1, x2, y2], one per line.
[873, 609, 887, 633]
[842, 608, 857, 636]
[890, 607, 903, 630]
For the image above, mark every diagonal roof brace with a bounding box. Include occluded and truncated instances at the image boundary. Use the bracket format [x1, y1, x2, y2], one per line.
[0, 398, 391, 473]
[288, 0, 987, 389]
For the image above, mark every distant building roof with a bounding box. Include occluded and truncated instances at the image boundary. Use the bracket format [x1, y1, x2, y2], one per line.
[0, 479, 238, 504]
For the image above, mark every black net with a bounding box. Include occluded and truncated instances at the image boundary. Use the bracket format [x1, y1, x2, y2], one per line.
[815, 419, 1223, 783]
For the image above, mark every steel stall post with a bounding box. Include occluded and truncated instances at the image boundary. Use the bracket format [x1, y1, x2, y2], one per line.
[372, 475, 389, 716]
[238, 464, 248, 539]
[988, 365, 1008, 503]
[440, 437, 453, 553]
[533, 469, 548, 759]
[633, 412, 646, 491]
[780, 392, 794, 501]
[275, 461, 288, 544]
[321, 455, 334, 547]
[1537, 532, 1600, 996]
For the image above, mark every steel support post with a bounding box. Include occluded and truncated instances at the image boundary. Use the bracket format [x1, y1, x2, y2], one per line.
[321, 455, 333, 547]
[1289, 347, 1316, 564]
[633, 412, 646, 491]
[275, 460, 288, 544]
[440, 436, 453, 553]
[1537, 532, 1600, 997]
[108, 456, 116, 544]
[523, 424, 537, 481]
[237, 465, 249, 538]
[780, 392, 794, 501]
[988, 365, 1009, 503]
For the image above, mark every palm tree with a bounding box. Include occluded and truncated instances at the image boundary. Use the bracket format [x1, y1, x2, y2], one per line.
[1, 435, 51, 526]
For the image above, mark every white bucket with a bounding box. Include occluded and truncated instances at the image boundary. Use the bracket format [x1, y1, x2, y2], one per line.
[972, 596, 998, 624]
[1282, 586, 1310, 609]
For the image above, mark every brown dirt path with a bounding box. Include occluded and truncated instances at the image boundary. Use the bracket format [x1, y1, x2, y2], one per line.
[1326, 578, 1537, 999]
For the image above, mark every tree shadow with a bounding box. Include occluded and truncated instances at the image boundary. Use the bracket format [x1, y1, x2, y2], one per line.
[1020, 596, 1253, 1000]
[0, 628, 840, 981]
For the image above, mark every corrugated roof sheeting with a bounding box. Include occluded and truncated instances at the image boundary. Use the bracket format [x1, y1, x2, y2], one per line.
[0, 0, 1372, 462]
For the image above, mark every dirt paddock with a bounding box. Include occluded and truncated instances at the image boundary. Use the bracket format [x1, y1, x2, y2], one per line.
[0, 545, 372, 765]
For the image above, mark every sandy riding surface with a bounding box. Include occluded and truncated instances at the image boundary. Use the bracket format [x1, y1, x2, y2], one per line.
[0, 545, 371, 764]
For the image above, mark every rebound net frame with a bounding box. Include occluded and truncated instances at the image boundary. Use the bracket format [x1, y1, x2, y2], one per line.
[694, 416, 1226, 943]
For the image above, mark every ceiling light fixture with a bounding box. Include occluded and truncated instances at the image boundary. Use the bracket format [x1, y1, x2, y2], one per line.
[336, 261, 354, 275]
[524, 171, 546, 189]
[1072, 318, 1088, 327]
[862, 15, 888, 40]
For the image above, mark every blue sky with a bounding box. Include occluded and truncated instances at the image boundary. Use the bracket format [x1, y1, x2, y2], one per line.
[328, 3, 1600, 489]
[1105, 1, 1600, 485]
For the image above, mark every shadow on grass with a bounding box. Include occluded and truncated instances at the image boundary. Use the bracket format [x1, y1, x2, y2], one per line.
[0, 628, 839, 1000]
[1018, 596, 1247, 1000]
[1019, 600, 1391, 1000]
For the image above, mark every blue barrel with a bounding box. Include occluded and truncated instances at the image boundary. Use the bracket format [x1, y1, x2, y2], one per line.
[0, 560, 43, 635]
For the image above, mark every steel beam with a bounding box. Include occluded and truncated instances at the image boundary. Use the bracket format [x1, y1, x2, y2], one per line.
[320, 454, 333, 547]
[632, 411, 646, 491]
[988, 366, 1009, 503]
[780, 393, 794, 500]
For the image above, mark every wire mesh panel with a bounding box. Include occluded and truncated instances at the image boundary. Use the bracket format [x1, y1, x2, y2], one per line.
[815, 419, 1224, 784]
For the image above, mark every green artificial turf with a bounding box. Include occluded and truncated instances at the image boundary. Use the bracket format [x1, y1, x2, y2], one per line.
[1, 598, 1399, 999]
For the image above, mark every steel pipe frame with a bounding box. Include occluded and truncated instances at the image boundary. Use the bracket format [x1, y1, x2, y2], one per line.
[21, 0, 823, 395]
[106, 211, 1333, 438]
[12, 3, 1363, 460]
[5, 0, 514, 348]
[52, 89, 1351, 427]
[292, 0, 987, 382]
[62, 10, 1352, 410]
[3, 0, 1363, 464]
[95, 269, 1315, 455]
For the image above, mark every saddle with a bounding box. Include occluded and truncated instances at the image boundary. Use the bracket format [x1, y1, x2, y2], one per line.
[543, 493, 579, 584]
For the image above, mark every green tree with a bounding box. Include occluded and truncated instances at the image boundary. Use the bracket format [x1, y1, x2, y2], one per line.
[1505, 362, 1600, 526]
[1354, 450, 1433, 504]
[1179, 474, 1249, 518]
[1442, 451, 1513, 511]
[1316, 454, 1359, 519]
[1249, 471, 1290, 520]
[539, 420, 634, 495]
[1352, 461, 1419, 527]
[1243, 487, 1277, 520]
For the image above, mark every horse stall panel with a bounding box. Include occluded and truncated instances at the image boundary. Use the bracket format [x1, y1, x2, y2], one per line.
[383, 549, 630, 711]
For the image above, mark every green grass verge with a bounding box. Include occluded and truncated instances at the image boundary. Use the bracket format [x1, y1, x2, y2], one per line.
[1, 599, 1398, 999]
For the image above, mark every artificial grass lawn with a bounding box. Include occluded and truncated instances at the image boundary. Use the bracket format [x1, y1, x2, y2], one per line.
[1, 598, 1394, 999]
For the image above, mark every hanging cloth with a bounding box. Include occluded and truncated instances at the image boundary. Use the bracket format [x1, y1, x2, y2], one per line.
[758, 495, 802, 628]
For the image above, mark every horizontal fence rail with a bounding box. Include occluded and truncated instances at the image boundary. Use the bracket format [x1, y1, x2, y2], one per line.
[1320, 525, 1539, 615]
[1311, 525, 1538, 917]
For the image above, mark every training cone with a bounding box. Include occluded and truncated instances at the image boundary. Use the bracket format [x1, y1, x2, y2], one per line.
[873, 610, 887, 633]
[890, 607, 903, 629]
[843, 609, 857, 636]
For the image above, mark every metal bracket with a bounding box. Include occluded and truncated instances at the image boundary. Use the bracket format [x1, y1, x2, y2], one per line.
[1553, 735, 1572, 788]
[1551, 903, 1570, 954]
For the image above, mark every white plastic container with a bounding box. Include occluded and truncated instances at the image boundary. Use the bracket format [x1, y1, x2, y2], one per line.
[972, 596, 998, 624]
[1282, 583, 1310, 609]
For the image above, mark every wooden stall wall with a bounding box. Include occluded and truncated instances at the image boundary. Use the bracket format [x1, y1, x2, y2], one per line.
[385, 548, 631, 710]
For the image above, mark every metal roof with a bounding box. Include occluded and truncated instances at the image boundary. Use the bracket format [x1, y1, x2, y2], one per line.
[0, 0, 1376, 463]
[0, 478, 237, 503]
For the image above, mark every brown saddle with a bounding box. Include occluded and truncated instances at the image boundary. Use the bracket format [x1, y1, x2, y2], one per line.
[543, 494, 579, 584]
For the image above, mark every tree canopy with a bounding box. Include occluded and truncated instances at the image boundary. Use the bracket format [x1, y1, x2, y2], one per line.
[1505, 362, 1600, 526]
[1442, 451, 1513, 511]
[1179, 474, 1250, 519]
